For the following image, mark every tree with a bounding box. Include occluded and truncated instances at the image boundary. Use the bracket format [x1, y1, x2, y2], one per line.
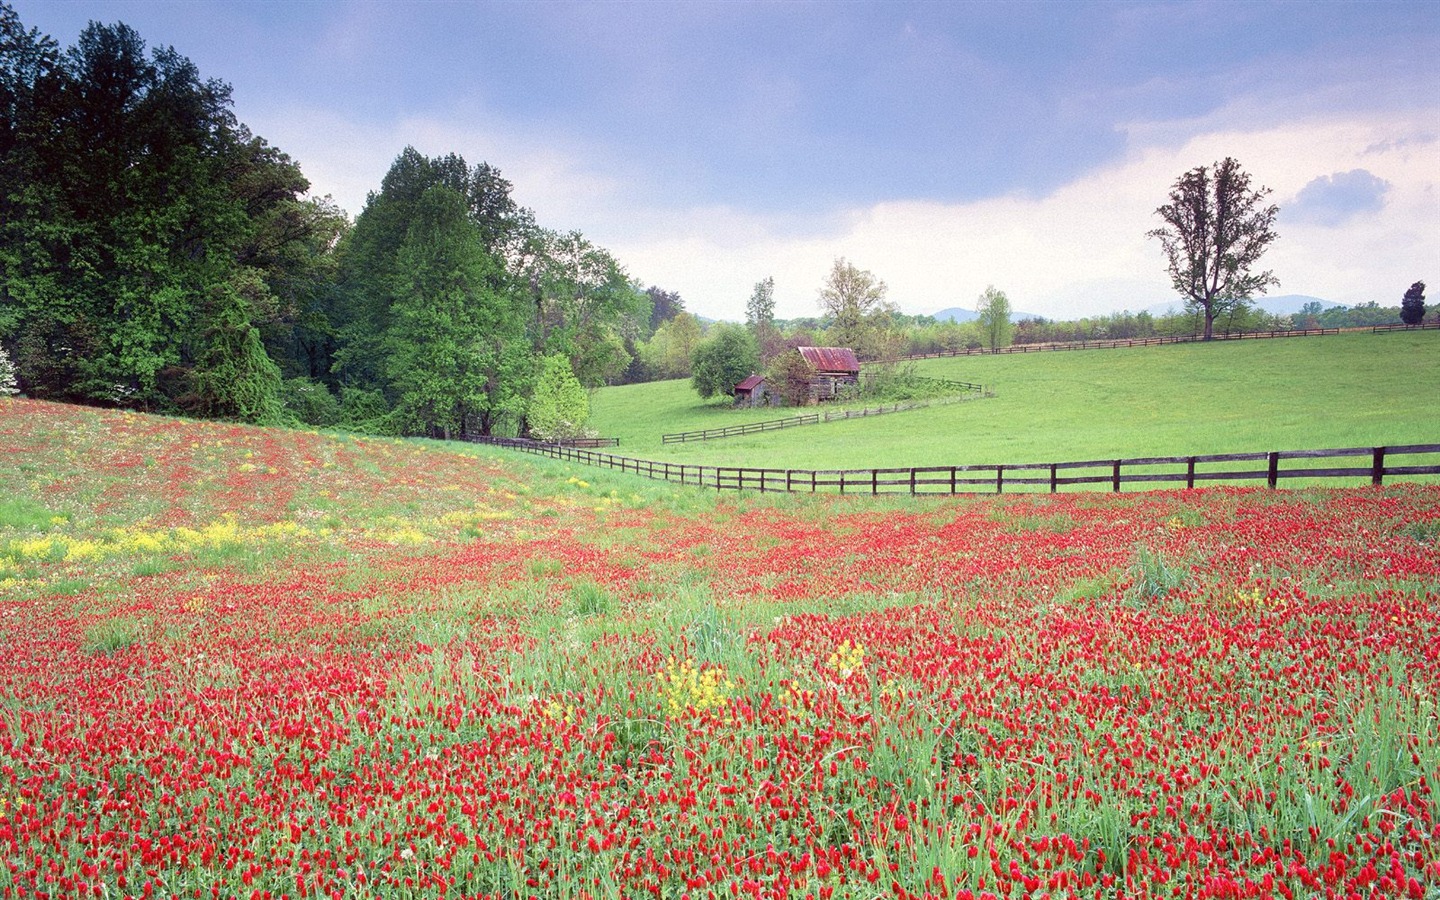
[817, 258, 889, 355]
[527, 353, 589, 441]
[0, 344, 17, 395]
[638, 311, 701, 379]
[1148, 157, 1280, 340]
[1400, 281, 1426, 326]
[690, 324, 758, 400]
[765, 349, 815, 407]
[746, 276, 779, 361]
[975, 285, 1013, 352]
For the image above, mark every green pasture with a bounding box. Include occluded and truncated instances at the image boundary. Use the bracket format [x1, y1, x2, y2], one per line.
[588, 331, 1439, 470]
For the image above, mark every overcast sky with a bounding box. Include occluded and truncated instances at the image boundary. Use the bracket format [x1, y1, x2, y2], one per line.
[12, 0, 1439, 322]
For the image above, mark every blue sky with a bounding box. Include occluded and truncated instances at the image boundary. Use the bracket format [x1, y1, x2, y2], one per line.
[12, 0, 1439, 321]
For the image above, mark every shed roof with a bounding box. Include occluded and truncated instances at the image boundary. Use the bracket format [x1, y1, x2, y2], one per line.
[734, 374, 765, 392]
[798, 346, 860, 373]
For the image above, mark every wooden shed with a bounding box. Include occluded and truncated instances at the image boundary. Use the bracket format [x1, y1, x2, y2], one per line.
[797, 347, 860, 401]
[733, 374, 768, 407]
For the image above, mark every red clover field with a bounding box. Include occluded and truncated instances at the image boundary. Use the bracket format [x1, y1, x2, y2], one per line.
[1, 398, 1437, 900]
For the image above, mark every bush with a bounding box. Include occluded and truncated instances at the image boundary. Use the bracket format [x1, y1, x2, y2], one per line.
[1400, 281, 1426, 326]
[280, 377, 341, 426]
[0, 346, 17, 396]
[691, 325, 759, 400]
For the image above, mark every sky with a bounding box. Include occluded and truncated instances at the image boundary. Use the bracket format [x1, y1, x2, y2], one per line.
[11, 0, 1440, 322]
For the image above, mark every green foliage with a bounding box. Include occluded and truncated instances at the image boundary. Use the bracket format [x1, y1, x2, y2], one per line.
[527, 354, 590, 441]
[817, 257, 892, 357]
[0, 9, 339, 416]
[636, 312, 702, 380]
[765, 349, 817, 407]
[569, 579, 612, 617]
[691, 324, 759, 400]
[82, 618, 143, 656]
[0, 497, 53, 531]
[590, 332, 1440, 472]
[0, 345, 16, 395]
[975, 285, 1013, 351]
[279, 377, 341, 427]
[1400, 281, 1426, 326]
[1126, 546, 1189, 605]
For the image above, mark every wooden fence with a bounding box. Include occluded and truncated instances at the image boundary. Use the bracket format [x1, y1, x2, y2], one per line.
[1372, 322, 1440, 334]
[887, 327, 1343, 362]
[663, 380, 988, 444]
[467, 438, 1440, 495]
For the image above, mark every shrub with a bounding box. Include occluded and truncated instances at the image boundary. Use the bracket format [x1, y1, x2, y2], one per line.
[0, 346, 18, 396]
[1399, 281, 1426, 326]
[280, 377, 342, 427]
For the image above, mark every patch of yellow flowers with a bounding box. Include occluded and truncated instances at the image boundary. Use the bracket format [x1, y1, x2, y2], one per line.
[827, 639, 866, 678]
[656, 656, 733, 717]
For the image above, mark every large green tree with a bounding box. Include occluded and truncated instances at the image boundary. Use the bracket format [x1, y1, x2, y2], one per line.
[817, 258, 891, 357]
[1148, 157, 1280, 340]
[691, 323, 759, 400]
[0, 5, 335, 420]
[332, 148, 531, 436]
[975, 285, 1013, 352]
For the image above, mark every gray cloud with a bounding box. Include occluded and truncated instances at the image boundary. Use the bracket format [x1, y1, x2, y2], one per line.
[1287, 169, 1392, 226]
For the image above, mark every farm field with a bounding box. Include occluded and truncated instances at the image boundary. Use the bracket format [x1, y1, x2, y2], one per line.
[588, 332, 1440, 470]
[1, 397, 1438, 899]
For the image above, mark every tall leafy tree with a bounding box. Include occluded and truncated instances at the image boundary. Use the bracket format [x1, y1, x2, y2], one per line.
[817, 258, 890, 356]
[0, 5, 336, 420]
[746, 275, 779, 360]
[1148, 157, 1280, 340]
[975, 285, 1013, 352]
[527, 353, 590, 441]
[512, 226, 648, 388]
[691, 323, 758, 400]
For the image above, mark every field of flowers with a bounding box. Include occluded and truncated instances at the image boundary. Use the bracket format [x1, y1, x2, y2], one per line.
[1, 398, 1437, 900]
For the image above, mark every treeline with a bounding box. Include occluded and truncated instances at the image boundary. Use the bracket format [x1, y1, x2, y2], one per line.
[0, 5, 660, 438]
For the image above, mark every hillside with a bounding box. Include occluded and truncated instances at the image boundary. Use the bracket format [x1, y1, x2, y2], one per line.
[589, 330, 1440, 469]
[1, 397, 1437, 896]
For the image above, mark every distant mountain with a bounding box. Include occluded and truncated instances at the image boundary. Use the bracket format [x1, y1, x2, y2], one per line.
[930, 306, 1044, 323]
[1143, 294, 1340, 317]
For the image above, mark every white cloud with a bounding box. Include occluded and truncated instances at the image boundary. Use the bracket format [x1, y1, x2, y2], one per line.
[256, 102, 1439, 323]
[604, 110, 1440, 321]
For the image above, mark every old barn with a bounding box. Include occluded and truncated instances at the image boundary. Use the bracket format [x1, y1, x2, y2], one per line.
[798, 346, 860, 401]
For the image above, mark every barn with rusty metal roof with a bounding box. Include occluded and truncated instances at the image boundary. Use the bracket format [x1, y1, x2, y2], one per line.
[796, 347, 860, 401]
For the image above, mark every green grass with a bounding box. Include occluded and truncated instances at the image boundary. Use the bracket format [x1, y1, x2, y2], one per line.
[589, 332, 1440, 469]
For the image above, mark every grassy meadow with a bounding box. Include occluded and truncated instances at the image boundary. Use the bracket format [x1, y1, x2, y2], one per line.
[0, 330, 1438, 898]
[589, 331, 1440, 470]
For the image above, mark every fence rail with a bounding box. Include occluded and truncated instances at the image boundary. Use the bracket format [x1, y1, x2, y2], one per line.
[467, 438, 1440, 495]
[1372, 322, 1440, 334]
[662, 383, 988, 444]
[887, 328, 1343, 361]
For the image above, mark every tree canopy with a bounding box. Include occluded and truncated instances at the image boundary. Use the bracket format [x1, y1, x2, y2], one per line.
[975, 285, 1013, 352]
[691, 324, 759, 400]
[1148, 157, 1279, 340]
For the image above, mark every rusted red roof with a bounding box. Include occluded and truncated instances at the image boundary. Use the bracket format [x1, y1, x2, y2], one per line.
[734, 374, 765, 392]
[798, 346, 860, 373]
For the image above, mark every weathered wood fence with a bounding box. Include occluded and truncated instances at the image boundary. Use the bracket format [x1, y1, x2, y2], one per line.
[663, 381, 988, 444]
[888, 327, 1344, 361]
[467, 439, 1440, 495]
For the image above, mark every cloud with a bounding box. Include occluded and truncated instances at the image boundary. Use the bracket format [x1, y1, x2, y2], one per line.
[1286, 169, 1392, 227]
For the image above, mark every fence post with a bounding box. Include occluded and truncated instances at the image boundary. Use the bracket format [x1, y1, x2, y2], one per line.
[1049, 464, 1057, 493]
[1112, 460, 1121, 493]
[1371, 447, 1386, 486]
[1186, 457, 1196, 490]
[910, 468, 917, 495]
[996, 466, 1004, 494]
[1267, 452, 1280, 488]
[872, 469, 878, 495]
[950, 466, 957, 494]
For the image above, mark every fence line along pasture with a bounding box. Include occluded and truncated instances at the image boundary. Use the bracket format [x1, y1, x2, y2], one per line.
[468, 438, 1440, 495]
[663, 381, 990, 444]
[885, 327, 1345, 361]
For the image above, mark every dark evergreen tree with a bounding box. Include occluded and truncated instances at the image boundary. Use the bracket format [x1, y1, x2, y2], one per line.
[1400, 281, 1426, 326]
